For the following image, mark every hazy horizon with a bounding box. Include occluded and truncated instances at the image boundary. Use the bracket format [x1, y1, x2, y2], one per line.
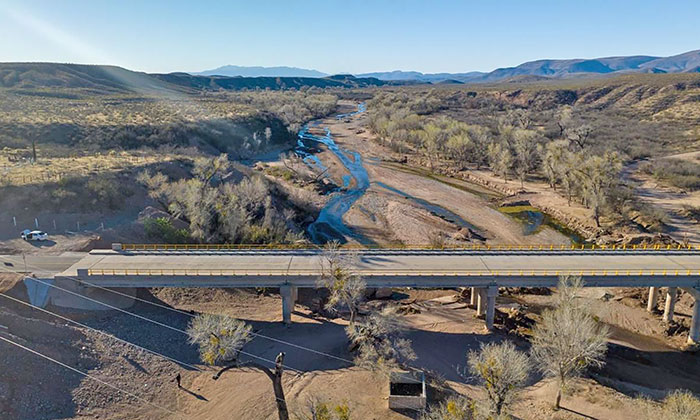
[1, 0, 699, 74]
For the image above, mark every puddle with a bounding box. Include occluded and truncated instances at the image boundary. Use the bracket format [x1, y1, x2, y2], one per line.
[498, 205, 584, 244]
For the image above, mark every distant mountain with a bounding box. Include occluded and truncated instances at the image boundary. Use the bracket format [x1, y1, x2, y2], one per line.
[0, 63, 393, 94]
[356, 50, 700, 83]
[195, 65, 328, 78]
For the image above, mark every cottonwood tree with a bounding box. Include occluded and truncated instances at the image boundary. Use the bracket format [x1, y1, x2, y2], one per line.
[467, 125, 491, 169]
[346, 306, 416, 371]
[512, 129, 541, 189]
[530, 276, 609, 410]
[487, 143, 512, 182]
[541, 140, 569, 190]
[577, 152, 623, 227]
[318, 241, 366, 325]
[467, 341, 530, 417]
[186, 313, 291, 420]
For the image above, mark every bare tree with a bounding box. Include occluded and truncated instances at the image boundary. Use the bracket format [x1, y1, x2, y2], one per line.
[186, 313, 291, 420]
[318, 241, 366, 325]
[530, 276, 609, 410]
[345, 305, 416, 371]
[467, 341, 530, 417]
[566, 124, 593, 151]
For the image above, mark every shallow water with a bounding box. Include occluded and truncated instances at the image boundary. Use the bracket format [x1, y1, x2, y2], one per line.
[299, 104, 371, 243]
[498, 205, 583, 243]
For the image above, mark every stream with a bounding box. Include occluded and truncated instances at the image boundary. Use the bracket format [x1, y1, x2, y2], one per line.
[298, 104, 370, 243]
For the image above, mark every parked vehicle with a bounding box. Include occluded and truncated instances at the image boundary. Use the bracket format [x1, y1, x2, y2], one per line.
[20, 229, 48, 241]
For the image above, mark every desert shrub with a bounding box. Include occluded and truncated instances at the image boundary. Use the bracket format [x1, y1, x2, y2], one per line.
[642, 159, 700, 191]
[421, 394, 475, 420]
[143, 217, 189, 243]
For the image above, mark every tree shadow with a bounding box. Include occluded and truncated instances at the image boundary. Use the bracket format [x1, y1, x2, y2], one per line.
[560, 406, 599, 419]
[180, 386, 209, 402]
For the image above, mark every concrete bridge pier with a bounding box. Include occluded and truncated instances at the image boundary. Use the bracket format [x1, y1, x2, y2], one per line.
[470, 287, 478, 306]
[647, 287, 659, 312]
[663, 287, 678, 322]
[280, 285, 297, 324]
[485, 286, 498, 331]
[689, 296, 700, 344]
[476, 288, 486, 316]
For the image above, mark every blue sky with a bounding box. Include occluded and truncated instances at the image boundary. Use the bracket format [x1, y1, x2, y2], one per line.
[0, 0, 698, 74]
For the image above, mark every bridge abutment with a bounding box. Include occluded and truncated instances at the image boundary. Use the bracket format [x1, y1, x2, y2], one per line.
[689, 296, 700, 344]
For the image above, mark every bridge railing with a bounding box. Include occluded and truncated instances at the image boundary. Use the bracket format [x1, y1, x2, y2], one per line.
[117, 243, 700, 252]
[86, 268, 700, 277]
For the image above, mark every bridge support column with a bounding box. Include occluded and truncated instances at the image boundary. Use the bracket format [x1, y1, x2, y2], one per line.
[647, 287, 659, 312]
[663, 287, 677, 322]
[485, 286, 497, 331]
[476, 288, 486, 316]
[280, 285, 296, 324]
[470, 287, 478, 307]
[689, 298, 700, 345]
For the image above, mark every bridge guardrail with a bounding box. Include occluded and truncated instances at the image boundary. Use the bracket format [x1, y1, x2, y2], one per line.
[86, 268, 700, 277]
[118, 243, 700, 252]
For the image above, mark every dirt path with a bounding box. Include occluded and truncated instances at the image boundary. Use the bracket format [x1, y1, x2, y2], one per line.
[623, 154, 700, 244]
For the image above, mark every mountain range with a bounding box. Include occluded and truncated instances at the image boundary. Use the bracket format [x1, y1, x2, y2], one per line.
[195, 65, 328, 78]
[198, 49, 700, 83]
[0, 63, 392, 93]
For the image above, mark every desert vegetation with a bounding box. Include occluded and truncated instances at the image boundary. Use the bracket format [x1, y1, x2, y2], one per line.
[138, 154, 306, 244]
[366, 76, 700, 233]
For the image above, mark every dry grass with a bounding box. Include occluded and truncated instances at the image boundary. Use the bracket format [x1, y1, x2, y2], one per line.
[0, 150, 178, 186]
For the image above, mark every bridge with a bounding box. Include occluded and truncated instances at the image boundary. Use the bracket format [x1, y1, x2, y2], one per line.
[50, 243, 700, 343]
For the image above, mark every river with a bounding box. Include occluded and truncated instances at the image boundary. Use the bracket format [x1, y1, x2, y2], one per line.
[298, 103, 579, 245]
[298, 103, 371, 243]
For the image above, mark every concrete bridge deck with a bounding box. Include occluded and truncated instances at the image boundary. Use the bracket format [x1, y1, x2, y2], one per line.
[51, 246, 700, 343]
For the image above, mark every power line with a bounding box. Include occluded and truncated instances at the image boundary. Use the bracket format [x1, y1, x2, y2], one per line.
[0, 334, 179, 416]
[0, 292, 204, 372]
[7, 258, 358, 368]
[1, 258, 426, 408]
[1, 270, 302, 375]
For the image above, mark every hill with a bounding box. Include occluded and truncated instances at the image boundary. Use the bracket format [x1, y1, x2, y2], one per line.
[0, 63, 389, 94]
[195, 65, 328, 78]
[356, 50, 700, 83]
[357, 70, 485, 83]
[0, 62, 180, 94]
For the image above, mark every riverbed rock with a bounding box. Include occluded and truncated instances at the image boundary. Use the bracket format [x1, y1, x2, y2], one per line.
[452, 228, 472, 241]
